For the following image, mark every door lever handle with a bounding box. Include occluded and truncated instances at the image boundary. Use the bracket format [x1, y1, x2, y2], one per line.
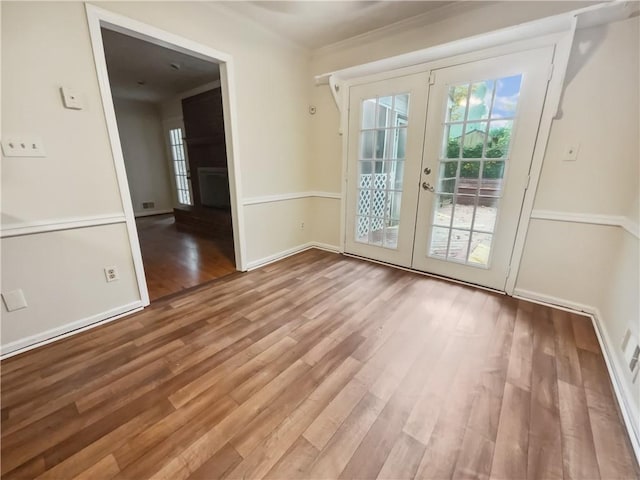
[422, 182, 434, 192]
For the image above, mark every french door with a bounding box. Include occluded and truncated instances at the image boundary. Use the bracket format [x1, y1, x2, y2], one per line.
[345, 72, 429, 267]
[345, 47, 553, 291]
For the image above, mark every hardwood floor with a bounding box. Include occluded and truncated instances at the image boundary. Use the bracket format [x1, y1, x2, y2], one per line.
[136, 214, 236, 301]
[1, 250, 638, 479]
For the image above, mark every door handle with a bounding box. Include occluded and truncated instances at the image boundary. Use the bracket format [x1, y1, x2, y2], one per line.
[422, 182, 434, 192]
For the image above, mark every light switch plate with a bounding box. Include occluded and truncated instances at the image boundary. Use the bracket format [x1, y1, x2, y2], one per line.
[61, 87, 83, 110]
[2, 289, 28, 312]
[1, 136, 46, 157]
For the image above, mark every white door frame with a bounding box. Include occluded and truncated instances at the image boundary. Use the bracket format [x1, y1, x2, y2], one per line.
[340, 31, 573, 294]
[85, 4, 248, 306]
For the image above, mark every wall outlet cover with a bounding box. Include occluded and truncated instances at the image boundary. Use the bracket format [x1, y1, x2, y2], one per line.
[60, 87, 83, 110]
[563, 144, 580, 161]
[1, 136, 46, 157]
[2, 289, 28, 312]
[104, 266, 120, 283]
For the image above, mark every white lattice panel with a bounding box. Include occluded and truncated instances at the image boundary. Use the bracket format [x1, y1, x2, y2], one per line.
[357, 173, 391, 241]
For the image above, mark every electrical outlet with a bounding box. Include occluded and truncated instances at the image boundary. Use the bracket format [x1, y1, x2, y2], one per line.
[1, 136, 46, 157]
[104, 266, 119, 283]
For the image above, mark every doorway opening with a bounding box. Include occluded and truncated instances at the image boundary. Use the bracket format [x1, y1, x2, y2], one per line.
[91, 11, 243, 302]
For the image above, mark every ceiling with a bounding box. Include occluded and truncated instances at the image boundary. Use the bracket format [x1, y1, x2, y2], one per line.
[219, 1, 459, 50]
[101, 29, 220, 103]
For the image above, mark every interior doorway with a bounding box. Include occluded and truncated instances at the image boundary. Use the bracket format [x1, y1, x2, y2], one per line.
[87, 6, 245, 303]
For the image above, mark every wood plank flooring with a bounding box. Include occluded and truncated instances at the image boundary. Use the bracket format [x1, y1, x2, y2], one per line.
[1, 249, 638, 479]
[136, 214, 236, 301]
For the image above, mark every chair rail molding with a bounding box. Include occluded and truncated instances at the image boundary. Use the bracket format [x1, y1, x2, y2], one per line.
[0, 213, 127, 238]
[243, 191, 341, 206]
[530, 209, 640, 239]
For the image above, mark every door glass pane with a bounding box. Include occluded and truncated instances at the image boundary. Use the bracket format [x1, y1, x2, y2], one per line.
[428, 73, 523, 267]
[433, 194, 453, 227]
[362, 99, 376, 129]
[386, 160, 404, 190]
[360, 130, 374, 159]
[168, 127, 192, 206]
[462, 122, 487, 158]
[356, 93, 410, 250]
[356, 216, 370, 243]
[375, 129, 387, 159]
[451, 196, 475, 230]
[469, 232, 493, 266]
[438, 178, 456, 194]
[481, 161, 505, 196]
[443, 124, 461, 159]
[485, 120, 513, 158]
[377, 96, 392, 127]
[393, 128, 407, 159]
[491, 75, 522, 118]
[429, 226, 450, 259]
[448, 229, 470, 262]
[468, 80, 494, 120]
[394, 94, 409, 117]
[474, 197, 499, 232]
[446, 84, 469, 122]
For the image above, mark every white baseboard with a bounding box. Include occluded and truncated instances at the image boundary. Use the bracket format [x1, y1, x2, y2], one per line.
[0, 301, 143, 359]
[245, 242, 341, 271]
[309, 242, 342, 254]
[134, 209, 173, 218]
[513, 288, 640, 464]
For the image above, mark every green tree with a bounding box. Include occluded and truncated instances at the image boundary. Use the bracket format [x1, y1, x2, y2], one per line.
[444, 126, 510, 179]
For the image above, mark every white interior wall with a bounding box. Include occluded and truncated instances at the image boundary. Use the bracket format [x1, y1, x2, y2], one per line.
[517, 16, 639, 419]
[113, 98, 174, 215]
[1, 224, 141, 349]
[1, 1, 312, 353]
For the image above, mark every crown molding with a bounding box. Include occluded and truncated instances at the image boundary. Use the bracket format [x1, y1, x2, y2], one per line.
[312, 1, 494, 58]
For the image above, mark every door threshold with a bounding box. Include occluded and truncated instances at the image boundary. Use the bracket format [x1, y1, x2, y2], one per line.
[342, 252, 506, 295]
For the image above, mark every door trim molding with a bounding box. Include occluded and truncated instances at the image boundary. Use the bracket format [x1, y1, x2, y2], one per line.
[85, 5, 248, 311]
[504, 32, 576, 294]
